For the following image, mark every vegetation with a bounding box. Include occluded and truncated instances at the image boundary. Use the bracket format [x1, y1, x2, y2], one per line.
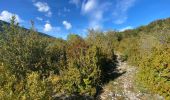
[107, 18, 170, 99]
[0, 16, 170, 99]
[0, 17, 116, 99]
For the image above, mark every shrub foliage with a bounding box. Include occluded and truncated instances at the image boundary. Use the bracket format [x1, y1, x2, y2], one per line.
[0, 17, 116, 99]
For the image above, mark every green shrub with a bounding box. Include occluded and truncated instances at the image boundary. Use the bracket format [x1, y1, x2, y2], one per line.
[137, 45, 170, 99]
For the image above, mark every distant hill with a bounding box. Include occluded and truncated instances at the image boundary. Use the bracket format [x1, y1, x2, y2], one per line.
[117, 17, 170, 39]
[0, 20, 53, 38]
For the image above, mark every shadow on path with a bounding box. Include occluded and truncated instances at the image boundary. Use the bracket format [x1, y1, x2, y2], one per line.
[95, 54, 126, 99]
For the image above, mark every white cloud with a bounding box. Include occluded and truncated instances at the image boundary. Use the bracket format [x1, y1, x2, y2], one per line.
[36, 17, 43, 21]
[34, 2, 49, 12]
[62, 20, 72, 30]
[0, 10, 22, 23]
[81, 0, 99, 29]
[81, 0, 110, 29]
[82, 0, 97, 13]
[69, 0, 81, 7]
[34, 2, 52, 17]
[82, 0, 98, 13]
[112, 0, 136, 24]
[89, 10, 103, 29]
[44, 23, 52, 32]
[40, 23, 61, 33]
[119, 26, 133, 32]
[79, 0, 136, 29]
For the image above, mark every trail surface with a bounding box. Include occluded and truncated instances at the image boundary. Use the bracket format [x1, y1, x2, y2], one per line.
[99, 53, 164, 100]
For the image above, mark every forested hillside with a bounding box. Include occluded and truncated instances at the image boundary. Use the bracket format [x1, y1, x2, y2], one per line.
[108, 18, 170, 99]
[0, 16, 170, 99]
[0, 20, 53, 38]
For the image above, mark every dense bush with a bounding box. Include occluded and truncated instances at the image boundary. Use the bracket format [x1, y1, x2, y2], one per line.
[0, 64, 53, 100]
[86, 30, 117, 81]
[1, 16, 169, 99]
[0, 18, 53, 78]
[59, 46, 101, 96]
[0, 17, 117, 99]
[109, 18, 170, 99]
[136, 44, 170, 99]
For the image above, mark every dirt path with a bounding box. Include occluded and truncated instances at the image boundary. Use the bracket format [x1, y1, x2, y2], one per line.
[99, 53, 164, 100]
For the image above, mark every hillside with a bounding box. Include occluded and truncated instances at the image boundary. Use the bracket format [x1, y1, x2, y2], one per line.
[0, 20, 53, 38]
[106, 17, 170, 99]
[0, 16, 170, 100]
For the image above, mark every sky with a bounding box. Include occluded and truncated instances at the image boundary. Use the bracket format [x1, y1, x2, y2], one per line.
[0, 0, 170, 39]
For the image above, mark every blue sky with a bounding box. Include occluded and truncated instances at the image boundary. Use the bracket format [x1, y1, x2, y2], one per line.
[0, 0, 170, 39]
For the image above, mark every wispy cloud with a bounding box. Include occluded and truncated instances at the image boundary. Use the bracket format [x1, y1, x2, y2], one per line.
[69, 0, 81, 7]
[119, 26, 133, 32]
[52, 27, 61, 33]
[62, 20, 72, 30]
[76, 0, 136, 30]
[81, 0, 110, 29]
[33, 1, 52, 17]
[112, 0, 136, 24]
[36, 17, 43, 21]
[82, 0, 97, 13]
[64, 7, 71, 13]
[0, 10, 23, 23]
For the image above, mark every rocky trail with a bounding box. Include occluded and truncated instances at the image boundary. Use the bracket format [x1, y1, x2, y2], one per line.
[99, 53, 164, 100]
